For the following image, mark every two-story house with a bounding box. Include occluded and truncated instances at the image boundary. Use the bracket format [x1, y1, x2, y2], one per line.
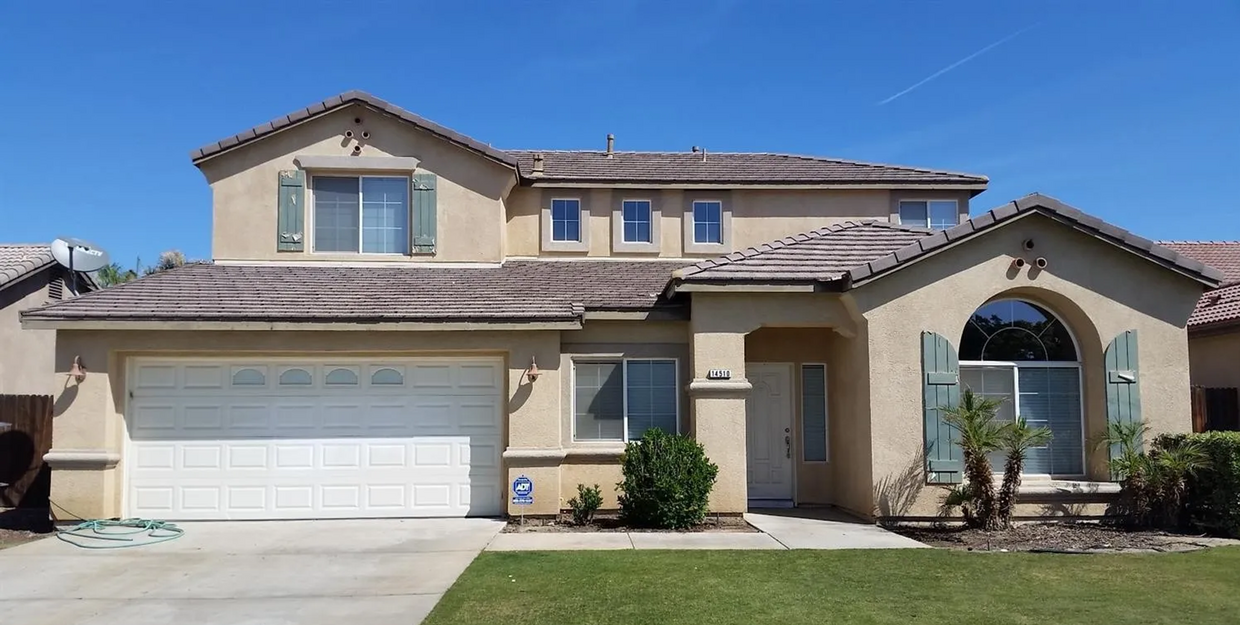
[24, 91, 1221, 522]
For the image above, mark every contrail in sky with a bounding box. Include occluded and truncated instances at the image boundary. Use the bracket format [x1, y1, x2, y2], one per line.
[877, 23, 1040, 105]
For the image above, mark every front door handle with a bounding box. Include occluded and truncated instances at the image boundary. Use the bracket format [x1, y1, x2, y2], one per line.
[785, 435, 791, 459]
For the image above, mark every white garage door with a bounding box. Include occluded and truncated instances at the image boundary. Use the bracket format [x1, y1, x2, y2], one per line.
[125, 358, 504, 520]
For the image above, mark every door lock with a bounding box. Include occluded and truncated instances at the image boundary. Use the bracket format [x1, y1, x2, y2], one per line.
[785, 434, 791, 459]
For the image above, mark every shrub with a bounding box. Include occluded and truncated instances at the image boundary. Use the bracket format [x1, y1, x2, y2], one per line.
[1157, 432, 1240, 537]
[1100, 426, 1210, 530]
[616, 428, 719, 529]
[567, 483, 603, 526]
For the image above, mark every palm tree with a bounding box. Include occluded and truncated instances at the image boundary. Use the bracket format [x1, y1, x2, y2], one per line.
[996, 418, 1052, 527]
[96, 262, 138, 288]
[941, 389, 1006, 530]
[143, 250, 186, 276]
[1150, 439, 1209, 528]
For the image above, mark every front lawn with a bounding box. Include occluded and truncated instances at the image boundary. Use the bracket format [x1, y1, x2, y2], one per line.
[425, 548, 1240, 625]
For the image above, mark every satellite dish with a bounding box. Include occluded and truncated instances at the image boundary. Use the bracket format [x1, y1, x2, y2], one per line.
[51, 237, 110, 273]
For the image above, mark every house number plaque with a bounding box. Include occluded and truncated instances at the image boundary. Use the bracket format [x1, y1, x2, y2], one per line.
[706, 369, 732, 380]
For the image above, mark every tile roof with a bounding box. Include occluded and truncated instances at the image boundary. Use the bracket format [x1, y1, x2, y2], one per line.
[190, 91, 518, 168]
[0, 244, 54, 290]
[20, 260, 689, 324]
[1187, 283, 1240, 330]
[1158, 242, 1240, 287]
[673, 194, 1224, 291]
[509, 150, 989, 186]
[673, 222, 931, 282]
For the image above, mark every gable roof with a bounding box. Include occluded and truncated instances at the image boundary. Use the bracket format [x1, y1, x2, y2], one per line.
[1185, 283, 1240, 331]
[509, 150, 988, 187]
[20, 260, 688, 326]
[189, 90, 519, 169]
[1157, 241, 1240, 287]
[671, 194, 1224, 292]
[673, 221, 931, 283]
[0, 244, 55, 290]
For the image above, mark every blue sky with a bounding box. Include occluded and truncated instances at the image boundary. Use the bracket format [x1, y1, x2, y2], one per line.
[2, 1, 1237, 266]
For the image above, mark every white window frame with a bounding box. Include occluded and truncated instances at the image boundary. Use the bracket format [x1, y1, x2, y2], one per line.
[621, 198, 654, 244]
[958, 360, 1086, 478]
[309, 174, 411, 255]
[800, 363, 829, 463]
[571, 357, 681, 443]
[550, 197, 583, 243]
[898, 199, 959, 230]
[691, 199, 725, 244]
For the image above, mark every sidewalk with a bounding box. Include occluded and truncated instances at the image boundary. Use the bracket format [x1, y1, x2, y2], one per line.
[485, 509, 927, 551]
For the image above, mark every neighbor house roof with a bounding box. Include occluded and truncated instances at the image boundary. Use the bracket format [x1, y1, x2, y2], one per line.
[0, 244, 55, 290]
[1158, 242, 1240, 286]
[1157, 241, 1240, 330]
[20, 260, 687, 325]
[508, 150, 989, 187]
[189, 90, 519, 169]
[671, 194, 1224, 291]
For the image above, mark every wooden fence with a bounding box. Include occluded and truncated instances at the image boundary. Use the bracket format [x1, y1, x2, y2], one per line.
[0, 394, 53, 509]
[1191, 386, 1240, 433]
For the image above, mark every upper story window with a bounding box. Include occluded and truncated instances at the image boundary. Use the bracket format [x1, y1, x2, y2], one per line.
[692, 200, 724, 244]
[313, 176, 409, 254]
[899, 200, 958, 230]
[550, 198, 582, 242]
[622, 200, 652, 243]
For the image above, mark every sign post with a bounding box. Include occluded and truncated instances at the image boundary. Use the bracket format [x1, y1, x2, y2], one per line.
[511, 474, 534, 525]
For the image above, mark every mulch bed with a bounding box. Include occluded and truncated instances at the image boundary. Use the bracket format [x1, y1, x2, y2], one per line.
[503, 512, 756, 533]
[889, 522, 1239, 553]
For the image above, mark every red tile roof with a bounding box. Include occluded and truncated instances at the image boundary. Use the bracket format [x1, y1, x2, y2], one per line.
[1159, 241, 1240, 330]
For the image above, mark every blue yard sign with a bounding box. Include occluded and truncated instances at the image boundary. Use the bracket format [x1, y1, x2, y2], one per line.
[511, 475, 534, 506]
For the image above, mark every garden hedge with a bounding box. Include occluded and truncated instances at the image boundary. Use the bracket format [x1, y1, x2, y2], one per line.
[1157, 432, 1240, 538]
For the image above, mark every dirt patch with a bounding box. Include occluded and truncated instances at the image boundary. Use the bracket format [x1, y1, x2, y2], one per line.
[889, 522, 1240, 553]
[504, 513, 756, 533]
[0, 528, 48, 550]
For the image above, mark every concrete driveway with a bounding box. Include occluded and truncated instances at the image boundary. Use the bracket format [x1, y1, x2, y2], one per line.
[0, 518, 504, 625]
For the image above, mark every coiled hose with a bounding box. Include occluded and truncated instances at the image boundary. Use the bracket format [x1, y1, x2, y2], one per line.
[57, 518, 184, 549]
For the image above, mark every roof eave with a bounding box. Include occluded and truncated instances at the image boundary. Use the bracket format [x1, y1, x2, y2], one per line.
[20, 317, 584, 332]
[521, 179, 989, 190]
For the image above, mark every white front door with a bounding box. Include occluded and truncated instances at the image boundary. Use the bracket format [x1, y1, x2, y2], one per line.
[125, 357, 504, 520]
[746, 363, 794, 503]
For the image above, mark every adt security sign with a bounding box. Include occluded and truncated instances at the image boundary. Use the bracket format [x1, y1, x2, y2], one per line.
[511, 475, 534, 506]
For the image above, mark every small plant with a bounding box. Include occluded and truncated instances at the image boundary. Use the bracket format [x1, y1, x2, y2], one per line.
[940, 389, 1005, 530]
[996, 418, 1052, 528]
[1097, 423, 1210, 529]
[617, 428, 719, 529]
[567, 483, 603, 526]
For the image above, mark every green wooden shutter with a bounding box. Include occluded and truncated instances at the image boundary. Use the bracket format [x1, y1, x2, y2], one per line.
[923, 331, 963, 484]
[277, 170, 305, 252]
[1105, 329, 1142, 461]
[412, 173, 437, 254]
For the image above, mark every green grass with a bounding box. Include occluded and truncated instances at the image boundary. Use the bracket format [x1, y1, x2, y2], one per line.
[425, 548, 1240, 625]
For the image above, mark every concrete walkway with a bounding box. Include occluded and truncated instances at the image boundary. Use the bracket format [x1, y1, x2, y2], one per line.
[0, 518, 504, 625]
[487, 509, 926, 551]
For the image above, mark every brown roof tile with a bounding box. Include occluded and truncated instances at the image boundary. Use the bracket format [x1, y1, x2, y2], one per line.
[1187, 283, 1240, 330]
[190, 90, 519, 168]
[0, 244, 54, 290]
[21, 260, 688, 324]
[1158, 242, 1240, 286]
[674, 222, 931, 283]
[510, 150, 988, 186]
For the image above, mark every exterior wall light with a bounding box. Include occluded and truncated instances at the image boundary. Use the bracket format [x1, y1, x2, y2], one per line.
[68, 355, 86, 383]
[526, 357, 541, 383]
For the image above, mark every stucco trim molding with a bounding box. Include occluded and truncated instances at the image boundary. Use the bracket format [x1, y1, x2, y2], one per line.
[564, 446, 627, 460]
[44, 449, 121, 470]
[502, 448, 568, 461]
[293, 155, 421, 172]
[688, 378, 753, 396]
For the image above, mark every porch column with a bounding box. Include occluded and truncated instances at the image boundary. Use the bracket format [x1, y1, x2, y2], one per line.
[688, 327, 751, 514]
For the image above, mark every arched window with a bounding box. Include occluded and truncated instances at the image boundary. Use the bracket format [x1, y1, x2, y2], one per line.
[278, 368, 313, 386]
[959, 299, 1084, 476]
[325, 367, 359, 386]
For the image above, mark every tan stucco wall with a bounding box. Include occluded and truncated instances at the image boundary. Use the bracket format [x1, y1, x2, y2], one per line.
[0, 272, 55, 395]
[505, 188, 969, 258]
[49, 328, 562, 519]
[1188, 330, 1240, 390]
[200, 104, 517, 263]
[848, 213, 1204, 518]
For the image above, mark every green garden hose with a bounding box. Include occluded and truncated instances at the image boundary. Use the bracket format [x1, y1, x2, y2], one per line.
[56, 518, 184, 549]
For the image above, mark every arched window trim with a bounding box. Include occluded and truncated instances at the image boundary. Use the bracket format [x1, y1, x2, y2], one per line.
[960, 298, 1081, 365]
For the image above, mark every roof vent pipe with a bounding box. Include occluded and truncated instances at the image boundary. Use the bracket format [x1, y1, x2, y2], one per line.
[531, 152, 545, 176]
[606, 133, 614, 157]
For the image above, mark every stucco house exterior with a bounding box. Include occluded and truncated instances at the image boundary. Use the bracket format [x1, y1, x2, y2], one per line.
[21, 91, 1223, 522]
[0, 244, 94, 395]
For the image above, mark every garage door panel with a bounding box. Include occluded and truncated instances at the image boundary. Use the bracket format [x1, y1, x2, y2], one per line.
[127, 358, 504, 520]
